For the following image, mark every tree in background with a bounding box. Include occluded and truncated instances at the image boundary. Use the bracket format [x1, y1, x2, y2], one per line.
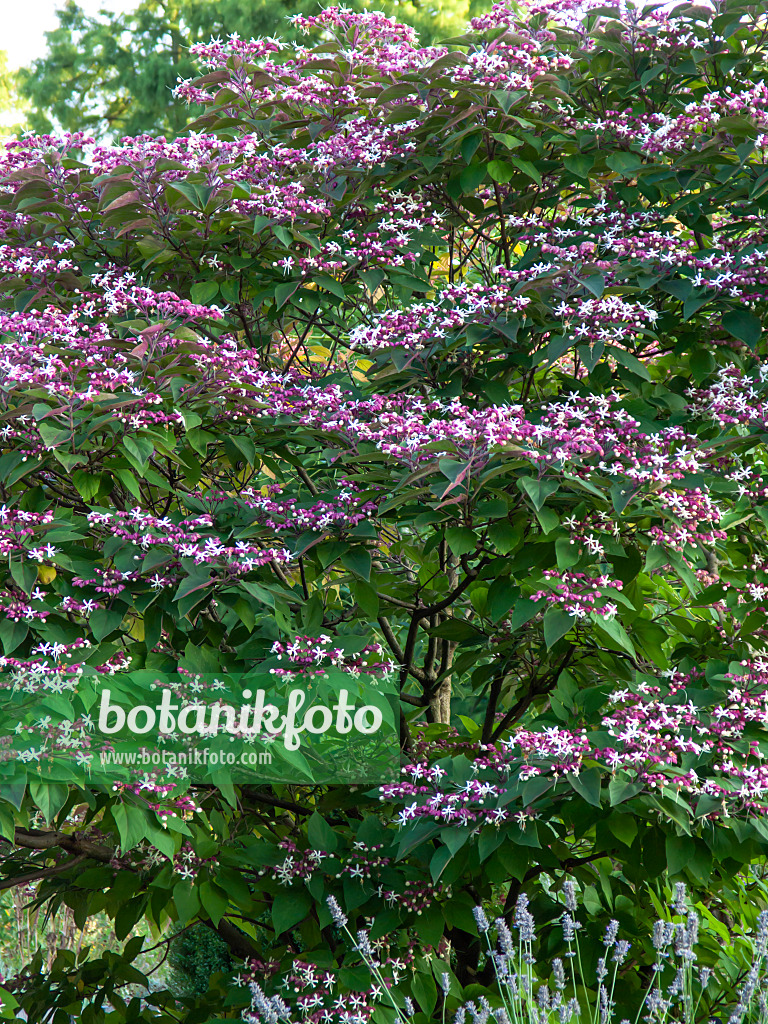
[0, 51, 26, 139]
[15, 0, 475, 141]
[167, 924, 231, 995]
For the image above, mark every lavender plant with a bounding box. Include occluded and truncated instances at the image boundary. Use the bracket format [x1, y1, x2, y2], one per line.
[264, 887, 768, 1024]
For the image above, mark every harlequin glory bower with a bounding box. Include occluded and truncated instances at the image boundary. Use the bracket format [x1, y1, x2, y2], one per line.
[7, 0, 768, 1020]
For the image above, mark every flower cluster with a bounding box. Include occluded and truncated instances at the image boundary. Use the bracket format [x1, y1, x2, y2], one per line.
[531, 570, 623, 619]
[380, 659, 768, 826]
[269, 636, 396, 680]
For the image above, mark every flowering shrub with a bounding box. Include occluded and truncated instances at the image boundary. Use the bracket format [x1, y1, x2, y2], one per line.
[3, 0, 768, 1019]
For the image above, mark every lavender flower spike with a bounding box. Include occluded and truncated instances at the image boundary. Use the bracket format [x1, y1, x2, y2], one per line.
[473, 905, 490, 933]
[563, 880, 578, 913]
[326, 895, 348, 927]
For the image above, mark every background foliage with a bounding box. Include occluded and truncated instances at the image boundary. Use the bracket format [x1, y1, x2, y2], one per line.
[15, 0, 479, 140]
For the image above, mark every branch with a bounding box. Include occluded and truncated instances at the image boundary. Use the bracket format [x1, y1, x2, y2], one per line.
[8, 828, 116, 864]
[0, 853, 88, 893]
[378, 614, 428, 685]
[490, 646, 575, 742]
[482, 674, 504, 744]
[204, 918, 260, 960]
[400, 692, 428, 707]
[377, 615, 404, 661]
[421, 556, 491, 616]
[240, 788, 312, 816]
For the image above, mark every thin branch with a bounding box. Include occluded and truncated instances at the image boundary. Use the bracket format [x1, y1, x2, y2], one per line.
[240, 788, 312, 816]
[490, 646, 575, 742]
[0, 853, 88, 893]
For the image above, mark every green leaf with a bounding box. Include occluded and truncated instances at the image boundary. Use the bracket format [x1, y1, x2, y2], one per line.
[143, 817, 176, 861]
[336, 966, 371, 992]
[307, 811, 339, 854]
[593, 616, 635, 657]
[543, 609, 575, 649]
[113, 465, 141, 500]
[492, 132, 523, 150]
[608, 346, 651, 380]
[640, 65, 664, 86]
[173, 572, 213, 606]
[0, 805, 15, 843]
[459, 162, 487, 193]
[112, 803, 146, 852]
[419, 903, 445, 946]
[168, 180, 203, 209]
[360, 268, 385, 294]
[273, 890, 312, 935]
[341, 547, 372, 581]
[751, 168, 768, 199]
[660, 278, 692, 302]
[53, 451, 88, 472]
[491, 88, 526, 113]
[174, 881, 201, 925]
[412, 972, 438, 1017]
[427, 619, 484, 642]
[610, 481, 635, 513]
[0, 619, 28, 655]
[518, 477, 559, 510]
[199, 880, 229, 926]
[556, 536, 580, 569]
[115, 897, 147, 941]
[352, 580, 379, 618]
[510, 156, 542, 186]
[563, 153, 593, 180]
[536, 507, 559, 534]
[225, 434, 256, 466]
[438, 459, 468, 485]
[567, 767, 602, 807]
[508, 596, 543, 631]
[430, 845, 454, 883]
[488, 520, 523, 554]
[666, 835, 695, 877]
[583, 273, 605, 298]
[71, 470, 103, 502]
[385, 103, 424, 124]
[606, 151, 643, 176]
[461, 132, 483, 164]
[722, 309, 762, 348]
[315, 273, 346, 300]
[607, 812, 638, 847]
[10, 559, 37, 596]
[445, 526, 477, 557]
[122, 435, 154, 470]
[273, 224, 293, 247]
[190, 280, 219, 305]
[578, 340, 604, 372]
[252, 214, 273, 234]
[14, 290, 37, 313]
[608, 775, 644, 805]
[221, 278, 240, 305]
[30, 782, 68, 824]
[487, 159, 515, 184]
[275, 280, 301, 309]
[90, 607, 123, 642]
[36, 422, 69, 449]
[0, 984, 19, 1018]
[487, 578, 519, 622]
